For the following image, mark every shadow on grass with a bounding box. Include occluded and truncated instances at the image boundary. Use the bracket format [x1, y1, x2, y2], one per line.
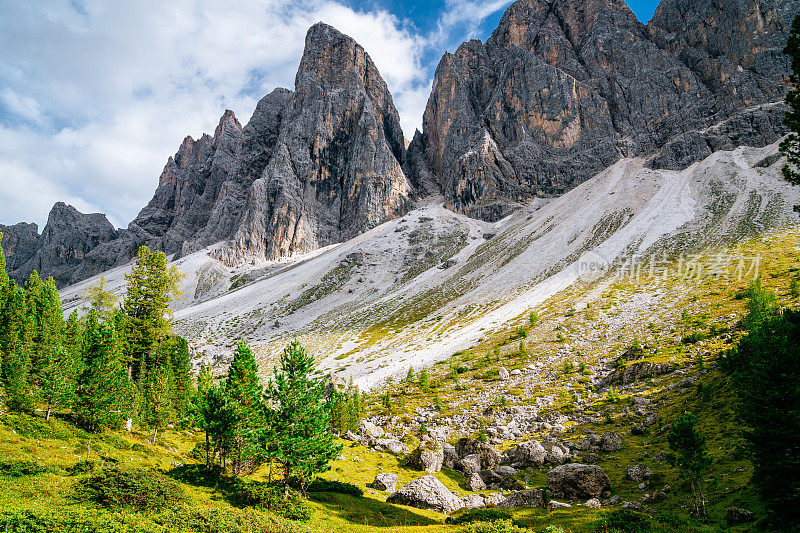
[309, 492, 441, 527]
[438, 465, 468, 491]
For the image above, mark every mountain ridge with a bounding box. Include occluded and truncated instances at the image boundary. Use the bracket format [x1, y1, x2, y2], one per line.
[2, 0, 798, 286]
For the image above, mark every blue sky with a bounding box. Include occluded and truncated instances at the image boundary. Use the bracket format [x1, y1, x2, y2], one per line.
[0, 0, 660, 229]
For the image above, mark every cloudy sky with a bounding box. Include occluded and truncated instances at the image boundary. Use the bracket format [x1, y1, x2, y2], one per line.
[0, 0, 659, 229]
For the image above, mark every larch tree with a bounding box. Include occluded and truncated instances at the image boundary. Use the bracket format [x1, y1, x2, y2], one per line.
[83, 276, 119, 322]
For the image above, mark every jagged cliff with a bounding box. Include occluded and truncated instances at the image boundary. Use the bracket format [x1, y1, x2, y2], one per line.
[217, 22, 411, 264]
[5, 0, 798, 286]
[407, 0, 797, 220]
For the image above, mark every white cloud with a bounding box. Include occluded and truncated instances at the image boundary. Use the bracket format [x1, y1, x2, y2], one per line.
[0, 0, 512, 229]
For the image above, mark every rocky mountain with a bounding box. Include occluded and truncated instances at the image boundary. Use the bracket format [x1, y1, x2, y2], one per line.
[4, 0, 799, 286]
[407, 0, 797, 220]
[217, 22, 411, 264]
[1, 203, 118, 287]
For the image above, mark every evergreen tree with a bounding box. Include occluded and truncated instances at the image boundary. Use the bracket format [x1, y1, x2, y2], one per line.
[142, 364, 174, 444]
[265, 340, 341, 491]
[196, 383, 236, 470]
[667, 412, 711, 517]
[122, 246, 183, 381]
[83, 276, 119, 322]
[723, 295, 800, 528]
[74, 312, 129, 431]
[781, 14, 800, 190]
[224, 340, 264, 475]
[0, 282, 31, 410]
[168, 336, 192, 423]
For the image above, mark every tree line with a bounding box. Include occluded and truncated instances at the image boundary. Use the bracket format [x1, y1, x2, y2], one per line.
[0, 237, 362, 488]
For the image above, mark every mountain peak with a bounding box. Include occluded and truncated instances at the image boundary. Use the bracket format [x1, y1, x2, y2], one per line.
[214, 109, 241, 140]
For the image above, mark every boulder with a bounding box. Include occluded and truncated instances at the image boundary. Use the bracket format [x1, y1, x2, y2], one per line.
[374, 438, 408, 454]
[498, 367, 510, 380]
[360, 419, 384, 443]
[455, 438, 502, 469]
[459, 494, 486, 509]
[625, 464, 654, 482]
[549, 500, 572, 510]
[600, 432, 623, 452]
[369, 473, 398, 492]
[386, 475, 462, 514]
[584, 498, 601, 509]
[406, 442, 444, 473]
[510, 440, 546, 467]
[442, 443, 458, 469]
[458, 454, 482, 475]
[466, 472, 486, 491]
[498, 489, 546, 509]
[726, 507, 755, 524]
[547, 463, 612, 500]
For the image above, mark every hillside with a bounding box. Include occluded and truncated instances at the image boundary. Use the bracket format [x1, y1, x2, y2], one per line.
[59, 141, 799, 389]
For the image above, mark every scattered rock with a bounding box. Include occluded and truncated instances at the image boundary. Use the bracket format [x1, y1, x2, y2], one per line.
[547, 463, 612, 500]
[726, 507, 755, 524]
[509, 440, 547, 467]
[584, 498, 601, 509]
[498, 489, 547, 509]
[466, 472, 486, 491]
[369, 473, 398, 492]
[600, 432, 623, 452]
[498, 367, 510, 381]
[458, 454, 482, 475]
[549, 500, 572, 510]
[387, 475, 461, 514]
[406, 443, 444, 473]
[625, 464, 654, 482]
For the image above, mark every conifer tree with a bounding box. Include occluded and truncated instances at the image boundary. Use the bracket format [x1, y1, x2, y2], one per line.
[667, 412, 711, 517]
[83, 275, 119, 322]
[196, 383, 236, 470]
[122, 246, 183, 381]
[781, 14, 800, 189]
[74, 312, 129, 431]
[266, 340, 341, 491]
[0, 282, 31, 410]
[142, 364, 174, 444]
[224, 340, 264, 475]
[168, 336, 192, 422]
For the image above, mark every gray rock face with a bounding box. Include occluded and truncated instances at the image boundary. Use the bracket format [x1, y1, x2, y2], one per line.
[0, 222, 39, 273]
[409, 0, 797, 220]
[386, 474, 461, 513]
[220, 22, 411, 265]
[10, 203, 118, 287]
[406, 443, 444, 473]
[600, 432, 623, 452]
[547, 463, 612, 499]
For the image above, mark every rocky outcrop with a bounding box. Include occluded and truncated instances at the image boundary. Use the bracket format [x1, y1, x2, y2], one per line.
[10, 203, 119, 287]
[369, 473, 398, 492]
[0, 222, 40, 273]
[219, 23, 411, 264]
[409, 0, 797, 220]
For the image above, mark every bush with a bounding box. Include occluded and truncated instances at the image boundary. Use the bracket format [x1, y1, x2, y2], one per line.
[67, 460, 96, 476]
[306, 479, 362, 497]
[0, 459, 47, 477]
[234, 480, 312, 521]
[73, 466, 184, 511]
[448, 508, 512, 525]
[461, 519, 529, 533]
[593, 509, 653, 532]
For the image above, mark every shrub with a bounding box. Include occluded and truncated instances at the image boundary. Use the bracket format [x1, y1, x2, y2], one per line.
[448, 508, 512, 525]
[234, 480, 312, 521]
[306, 479, 362, 497]
[67, 460, 97, 476]
[593, 509, 653, 532]
[461, 519, 529, 533]
[73, 466, 184, 511]
[0, 459, 47, 477]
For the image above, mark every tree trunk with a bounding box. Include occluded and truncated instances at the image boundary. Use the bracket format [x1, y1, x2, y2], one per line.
[45, 398, 52, 421]
[205, 431, 211, 469]
[152, 427, 158, 445]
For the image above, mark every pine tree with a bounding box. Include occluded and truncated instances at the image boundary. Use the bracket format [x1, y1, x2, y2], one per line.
[781, 14, 800, 189]
[197, 383, 236, 470]
[667, 412, 712, 517]
[0, 282, 31, 410]
[74, 312, 129, 431]
[224, 340, 264, 475]
[265, 340, 342, 491]
[143, 364, 173, 444]
[83, 276, 119, 322]
[122, 246, 183, 381]
[168, 336, 192, 422]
